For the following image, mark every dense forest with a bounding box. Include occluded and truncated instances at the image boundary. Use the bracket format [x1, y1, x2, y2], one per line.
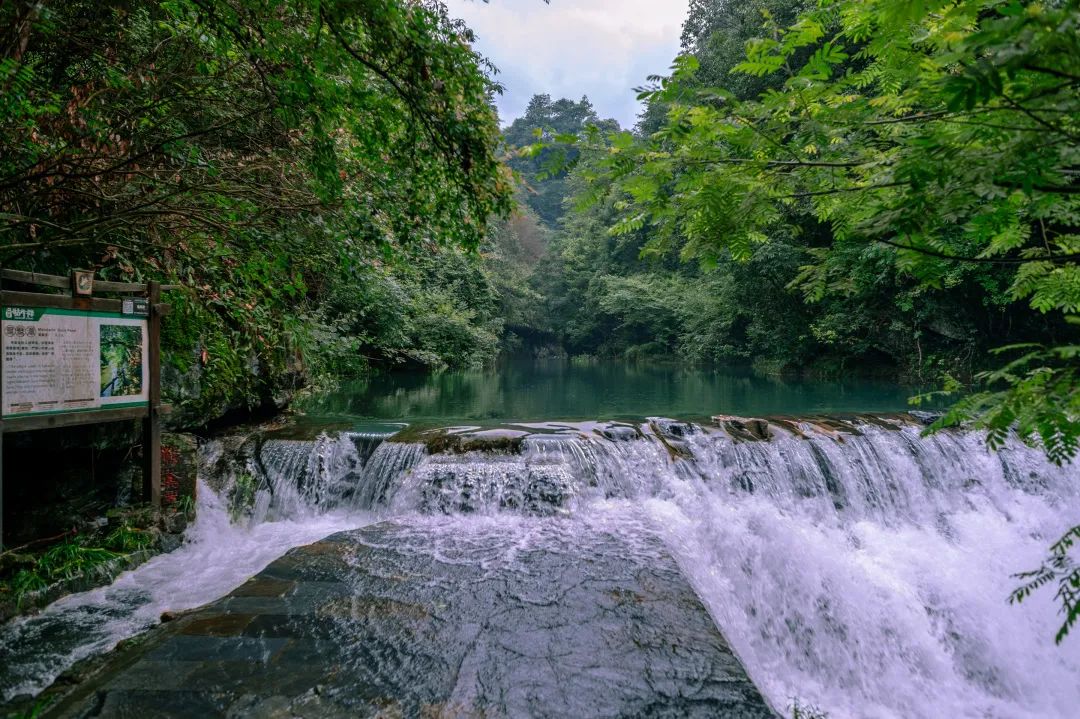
[1, 0, 1076, 451]
[509, 0, 1079, 464]
[1, 0, 512, 425]
[2, 0, 1080, 708]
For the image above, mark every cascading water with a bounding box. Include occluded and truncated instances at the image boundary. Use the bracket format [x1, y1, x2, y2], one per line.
[2, 415, 1078, 719]
[249, 431, 389, 521]
[0, 428, 402, 702]
[652, 421, 1080, 719]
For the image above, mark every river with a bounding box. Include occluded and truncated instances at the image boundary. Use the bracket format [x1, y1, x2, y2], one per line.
[1, 362, 1077, 718]
[297, 358, 934, 423]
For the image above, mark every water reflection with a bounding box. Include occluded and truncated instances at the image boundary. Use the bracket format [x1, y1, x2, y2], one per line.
[300, 359, 933, 423]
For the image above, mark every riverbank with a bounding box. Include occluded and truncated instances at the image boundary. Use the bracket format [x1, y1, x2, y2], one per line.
[0, 434, 199, 626]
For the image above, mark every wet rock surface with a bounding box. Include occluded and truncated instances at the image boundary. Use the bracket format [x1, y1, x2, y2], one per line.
[43, 518, 775, 718]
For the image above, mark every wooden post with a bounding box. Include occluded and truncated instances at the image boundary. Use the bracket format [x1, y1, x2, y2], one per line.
[142, 281, 161, 509]
[1, 326, 4, 551]
[1, 419, 4, 552]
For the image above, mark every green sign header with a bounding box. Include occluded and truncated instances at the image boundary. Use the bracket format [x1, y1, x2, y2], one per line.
[2, 307, 44, 322]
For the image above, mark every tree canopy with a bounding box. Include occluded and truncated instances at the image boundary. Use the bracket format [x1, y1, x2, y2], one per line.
[502, 94, 618, 226]
[2, 0, 510, 255]
[568, 0, 1079, 463]
[1, 0, 513, 417]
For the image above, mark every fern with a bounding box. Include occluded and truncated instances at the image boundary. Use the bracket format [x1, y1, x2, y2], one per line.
[1010, 526, 1080, 644]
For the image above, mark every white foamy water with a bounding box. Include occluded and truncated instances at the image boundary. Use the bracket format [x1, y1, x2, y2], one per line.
[3, 418, 1078, 719]
[0, 482, 373, 701]
[642, 425, 1080, 719]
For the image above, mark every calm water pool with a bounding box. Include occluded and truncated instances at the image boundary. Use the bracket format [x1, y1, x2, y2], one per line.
[297, 359, 935, 424]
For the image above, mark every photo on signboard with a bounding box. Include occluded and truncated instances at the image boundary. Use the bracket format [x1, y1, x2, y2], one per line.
[100, 324, 143, 397]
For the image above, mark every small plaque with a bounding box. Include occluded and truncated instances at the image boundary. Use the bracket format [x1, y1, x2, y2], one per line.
[73, 270, 94, 296]
[122, 298, 150, 317]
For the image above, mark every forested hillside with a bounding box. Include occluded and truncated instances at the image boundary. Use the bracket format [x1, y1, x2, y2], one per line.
[511, 1, 1070, 389]
[503, 94, 619, 227]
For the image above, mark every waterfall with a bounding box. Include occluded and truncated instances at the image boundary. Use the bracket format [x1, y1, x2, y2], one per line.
[2, 415, 1078, 719]
[358, 417, 1079, 719]
[656, 421, 1080, 719]
[351, 440, 427, 510]
[202, 428, 414, 522]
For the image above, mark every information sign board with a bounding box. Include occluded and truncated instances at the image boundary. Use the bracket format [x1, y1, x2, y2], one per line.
[1, 306, 149, 418]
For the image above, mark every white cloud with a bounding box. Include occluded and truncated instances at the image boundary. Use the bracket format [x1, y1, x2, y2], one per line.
[444, 0, 690, 129]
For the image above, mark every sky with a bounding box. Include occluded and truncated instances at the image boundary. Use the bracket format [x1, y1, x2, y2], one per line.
[443, 0, 691, 130]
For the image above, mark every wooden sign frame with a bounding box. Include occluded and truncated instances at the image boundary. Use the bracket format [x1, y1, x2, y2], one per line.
[0, 270, 176, 549]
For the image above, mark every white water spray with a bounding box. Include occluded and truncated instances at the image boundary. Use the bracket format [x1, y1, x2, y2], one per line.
[648, 424, 1080, 719]
[2, 417, 1078, 719]
[0, 449, 376, 701]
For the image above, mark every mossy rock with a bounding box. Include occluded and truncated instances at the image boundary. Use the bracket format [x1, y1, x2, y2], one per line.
[712, 416, 774, 442]
[390, 425, 525, 455]
[161, 433, 199, 511]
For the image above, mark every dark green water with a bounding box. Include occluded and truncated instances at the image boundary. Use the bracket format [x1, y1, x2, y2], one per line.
[299, 359, 935, 424]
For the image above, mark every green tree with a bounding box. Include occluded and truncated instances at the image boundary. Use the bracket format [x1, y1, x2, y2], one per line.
[525, 1, 1048, 384]
[568, 0, 1079, 641]
[638, 0, 812, 134]
[1, 0, 513, 418]
[503, 94, 618, 226]
[584, 0, 1078, 459]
